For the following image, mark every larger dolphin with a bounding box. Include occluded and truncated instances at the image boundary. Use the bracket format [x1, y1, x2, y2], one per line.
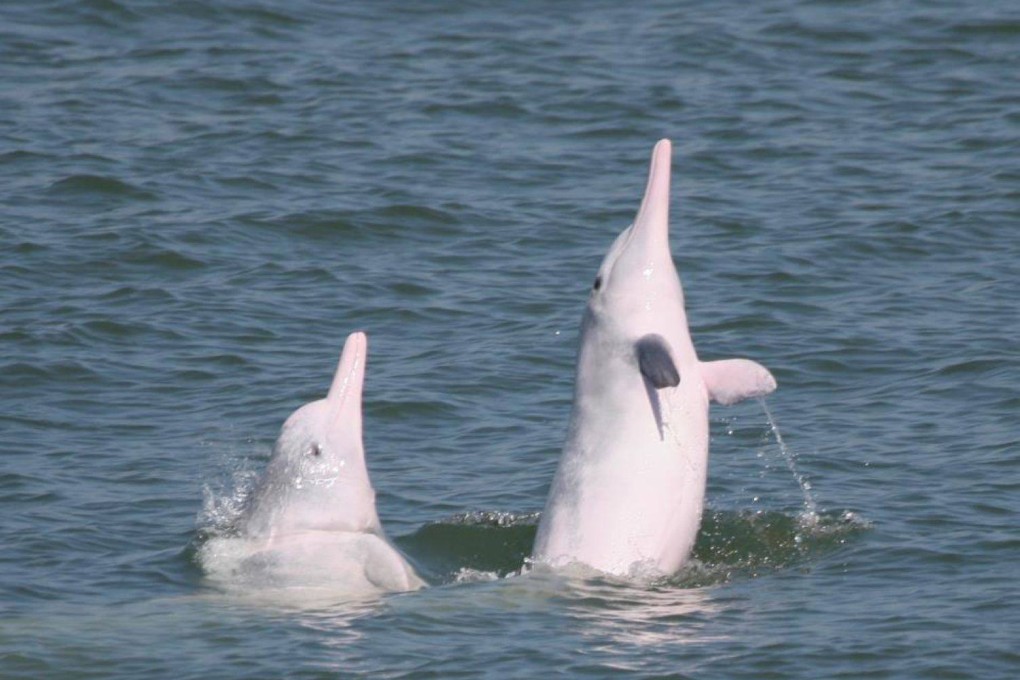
[201, 331, 424, 598]
[532, 139, 777, 578]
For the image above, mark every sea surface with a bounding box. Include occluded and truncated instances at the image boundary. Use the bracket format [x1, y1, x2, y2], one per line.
[2, 0, 1018, 677]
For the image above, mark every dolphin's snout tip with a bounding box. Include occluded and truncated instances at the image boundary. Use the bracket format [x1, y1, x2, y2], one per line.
[328, 332, 369, 405]
[344, 331, 368, 356]
[633, 139, 673, 239]
[652, 139, 672, 161]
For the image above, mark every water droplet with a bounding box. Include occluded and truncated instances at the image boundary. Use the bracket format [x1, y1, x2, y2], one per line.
[758, 397, 818, 517]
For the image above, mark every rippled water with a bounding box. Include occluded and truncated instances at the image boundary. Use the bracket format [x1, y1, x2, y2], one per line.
[2, 0, 1018, 677]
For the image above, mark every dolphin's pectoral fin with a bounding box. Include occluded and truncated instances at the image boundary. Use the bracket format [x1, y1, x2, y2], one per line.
[643, 379, 665, 441]
[701, 359, 777, 406]
[636, 334, 680, 389]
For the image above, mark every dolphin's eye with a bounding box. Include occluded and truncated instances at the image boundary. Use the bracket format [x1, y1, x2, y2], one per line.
[309, 443, 322, 457]
[592, 275, 603, 291]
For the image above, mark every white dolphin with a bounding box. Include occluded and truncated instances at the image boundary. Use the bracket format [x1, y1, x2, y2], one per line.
[201, 331, 425, 598]
[532, 139, 777, 578]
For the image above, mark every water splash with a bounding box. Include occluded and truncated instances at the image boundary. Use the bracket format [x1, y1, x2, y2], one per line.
[404, 508, 868, 589]
[758, 397, 818, 526]
[197, 455, 262, 541]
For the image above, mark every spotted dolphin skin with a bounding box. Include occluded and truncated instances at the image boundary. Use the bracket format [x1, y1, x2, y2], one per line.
[203, 331, 424, 598]
[532, 139, 777, 578]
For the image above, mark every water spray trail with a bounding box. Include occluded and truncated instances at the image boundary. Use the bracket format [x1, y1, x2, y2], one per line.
[757, 397, 818, 524]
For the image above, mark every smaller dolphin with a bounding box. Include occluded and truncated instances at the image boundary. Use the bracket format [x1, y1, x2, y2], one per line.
[202, 332, 424, 598]
[532, 139, 777, 579]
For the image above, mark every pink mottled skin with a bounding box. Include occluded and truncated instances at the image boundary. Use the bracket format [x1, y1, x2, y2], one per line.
[533, 140, 777, 578]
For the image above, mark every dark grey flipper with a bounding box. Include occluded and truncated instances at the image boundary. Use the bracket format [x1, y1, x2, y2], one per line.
[636, 334, 680, 388]
[643, 379, 665, 441]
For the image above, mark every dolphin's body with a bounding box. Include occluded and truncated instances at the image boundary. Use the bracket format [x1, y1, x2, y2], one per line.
[201, 332, 424, 597]
[532, 140, 777, 578]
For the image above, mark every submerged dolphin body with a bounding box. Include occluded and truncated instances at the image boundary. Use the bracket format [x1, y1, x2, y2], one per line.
[202, 332, 424, 598]
[532, 140, 777, 578]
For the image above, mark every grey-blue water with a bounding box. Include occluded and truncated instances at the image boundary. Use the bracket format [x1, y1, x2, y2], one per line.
[2, 0, 1017, 677]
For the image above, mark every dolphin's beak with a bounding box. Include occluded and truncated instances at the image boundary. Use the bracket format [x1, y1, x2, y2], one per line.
[326, 331, 367, 433]
[631, 138, 672, 254]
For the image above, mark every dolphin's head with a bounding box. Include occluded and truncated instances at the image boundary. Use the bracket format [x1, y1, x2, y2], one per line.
[586, 139, 687, 339]
[241, 331, 381, 538]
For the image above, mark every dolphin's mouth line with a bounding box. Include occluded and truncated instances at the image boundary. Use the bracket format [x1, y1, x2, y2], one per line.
[594, 224, 636, 295]
[615, 224, 640, 264]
